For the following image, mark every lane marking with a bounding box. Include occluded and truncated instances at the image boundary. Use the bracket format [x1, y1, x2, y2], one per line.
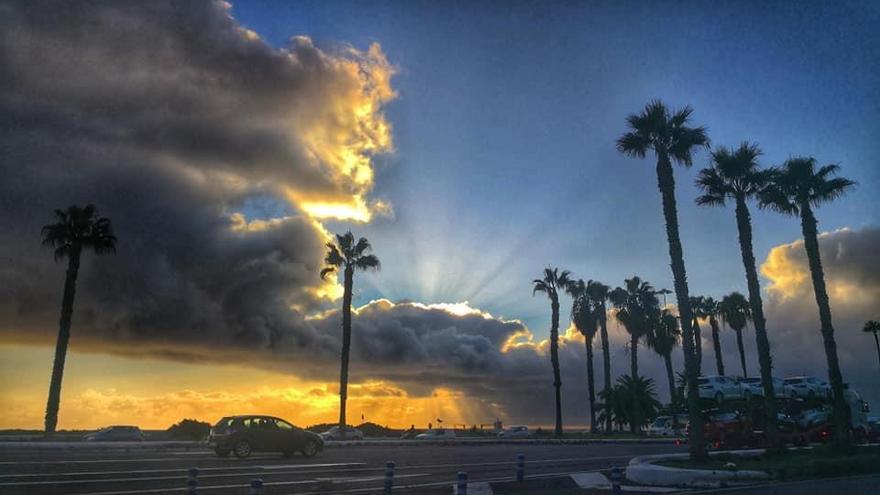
[75, 473, 431, 495]
[0, 462, 365, 479]
[0, 463, 371, 486]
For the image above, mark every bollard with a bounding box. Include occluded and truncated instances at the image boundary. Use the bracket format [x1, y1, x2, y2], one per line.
[609, 466, 623, 495]
[456, 471, 468, 495]
[250, 478, 263, 495]
[186, 467, 198, 495]
[383, 461, 395, 494]
[515, 453, 525, 482]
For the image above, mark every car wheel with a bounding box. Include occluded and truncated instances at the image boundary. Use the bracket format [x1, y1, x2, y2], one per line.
[715, 392, 724, 404]
[233, 440, 252, 459]
[301, 440, 319, 458]
[215, 449, 230, 458]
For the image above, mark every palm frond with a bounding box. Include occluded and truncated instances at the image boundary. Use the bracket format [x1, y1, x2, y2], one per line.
[354, 254, 381, 271]
[320, 266, 337, 280]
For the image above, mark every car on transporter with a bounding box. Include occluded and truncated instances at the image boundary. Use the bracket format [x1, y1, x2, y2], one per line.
[208, 415, 323, 458]
[694, 376, 747, 403]
[739, 376, 790, 398]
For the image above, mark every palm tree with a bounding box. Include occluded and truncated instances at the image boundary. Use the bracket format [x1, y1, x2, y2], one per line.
[597, 386, 626, 432]
[759, 157, 855, 447]
[41, 205, 116, 434]
[696, 142, 780, 448]
[609, 276, 658, 433]
[585, 280, 613, 433]
[864, 321, 880, 369]
[702, 297, 725, 376]
[614, 375, 662, 432]
[609, 276, 659, 380]
[570, 280, 598, 432]
[618, 99, 709, 458]
[719, 292, 751, 378]
[533, 267, 574, 437]
[646, 309, 681, 404]
[688, 295, 707, 373]
[321, 231, 380, 437]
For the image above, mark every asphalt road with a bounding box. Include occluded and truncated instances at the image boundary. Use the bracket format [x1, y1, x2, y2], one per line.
[0, 441, 684, 494]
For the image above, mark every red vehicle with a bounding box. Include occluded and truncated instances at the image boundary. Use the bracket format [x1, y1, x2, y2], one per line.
[685, 411, 754, 449]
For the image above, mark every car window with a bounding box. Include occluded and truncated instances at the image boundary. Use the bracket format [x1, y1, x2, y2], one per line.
[274, 419, 294, 430]
[215, 417, 233, 428]
[698, 378, 709, 385]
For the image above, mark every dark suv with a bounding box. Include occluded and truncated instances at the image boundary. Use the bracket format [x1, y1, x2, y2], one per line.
[208, 415, 323, 458]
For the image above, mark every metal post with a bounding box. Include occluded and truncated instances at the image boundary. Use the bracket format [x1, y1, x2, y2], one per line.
[383, 461, 395, 494]
[516, 453, 525, 482]
[250, 478, 263, 495]
[186, 467, 198, 495]
[610, 466, 623, 495]
[456, 471, 468, 495]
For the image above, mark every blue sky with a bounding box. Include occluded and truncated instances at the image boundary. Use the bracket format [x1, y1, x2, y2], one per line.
[231, 0, 879, 334]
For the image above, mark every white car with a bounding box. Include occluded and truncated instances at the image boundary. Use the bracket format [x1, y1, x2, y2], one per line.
[319, 426, 363, 441]
[739, 377, 789, 398]
[696, 376, 745, 402]
[647, 416, 676, 437]
[498, 426, 530, 438]
[784, 376, 831, 399]
[415, 428, 456, 440]
[796, 405, 831, 429]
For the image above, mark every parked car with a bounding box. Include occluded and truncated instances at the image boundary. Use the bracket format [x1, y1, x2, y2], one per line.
[739, 376, 789, 398]
[83, 425, 144, 442]
[796, 405, 831, 429]
[783, 376, 831, 399]
[208, 415, 323, 458]
[695, 376, 745, 402]
[415, 428, 456, 440]
[498, 425, 530, 438]
[647, 416, 677, 437]
[699, 411, 753, 449]
[319, 426, 364, 441]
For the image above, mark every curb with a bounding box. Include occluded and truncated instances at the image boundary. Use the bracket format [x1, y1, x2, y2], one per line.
[626, 450, 770, 488]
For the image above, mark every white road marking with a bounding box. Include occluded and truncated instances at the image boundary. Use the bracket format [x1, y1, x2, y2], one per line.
[75, 473, 431, 495]
[0, 462, 365, 479]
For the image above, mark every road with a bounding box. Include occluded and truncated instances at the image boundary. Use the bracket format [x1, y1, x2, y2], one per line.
[0, 441, 683, 494]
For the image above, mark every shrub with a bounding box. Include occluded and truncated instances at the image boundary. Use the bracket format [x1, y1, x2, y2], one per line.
[167, 419, 211, 441]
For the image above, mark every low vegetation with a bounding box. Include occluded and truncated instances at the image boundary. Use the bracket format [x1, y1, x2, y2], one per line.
[657, 445, 880, 480]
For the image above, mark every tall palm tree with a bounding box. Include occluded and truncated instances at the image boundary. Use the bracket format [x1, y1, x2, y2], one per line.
[609, 276, 659, 380]
[533, 267, 574, 437]
[702, 297, 725, 376]
[618, 99, 709, 459]
[41, 205, 116, 434]
[321, 232, 380, 437]
[646, 309, 681, 404]
[696, 142, 780, 448]
[719, 292, 751, 378]
[688, 295, 707, 373]
[759, 157, 855, 447]
[570, 280, 598, 432]
[585, 280, 613, 432]
[864, 321, 880, 370]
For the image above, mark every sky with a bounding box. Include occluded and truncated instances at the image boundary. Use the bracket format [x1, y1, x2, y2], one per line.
[0, 0, 878, 430]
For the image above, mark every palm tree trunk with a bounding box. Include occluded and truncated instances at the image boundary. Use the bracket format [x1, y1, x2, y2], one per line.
[630, 334, 639, 379]
[338, 265, 354, 437]
[734, 195, 779, 448]
[692, 317, 703, 373]
[599, 306, 612, 433]
[709, 316, 725, 376]
[585, 336, 597, 433]
[735, 329, 748, 378]
[874, 332, 880, 370]
[655, 153, 704, 459]
[550, 295, 563, 437]
[664, 352, 676, 405]
[45, 244, 81, 434]
[800, 204, 850, 447]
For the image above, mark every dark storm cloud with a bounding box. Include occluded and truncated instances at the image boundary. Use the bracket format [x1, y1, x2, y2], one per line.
[0, 0, 390, 360]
